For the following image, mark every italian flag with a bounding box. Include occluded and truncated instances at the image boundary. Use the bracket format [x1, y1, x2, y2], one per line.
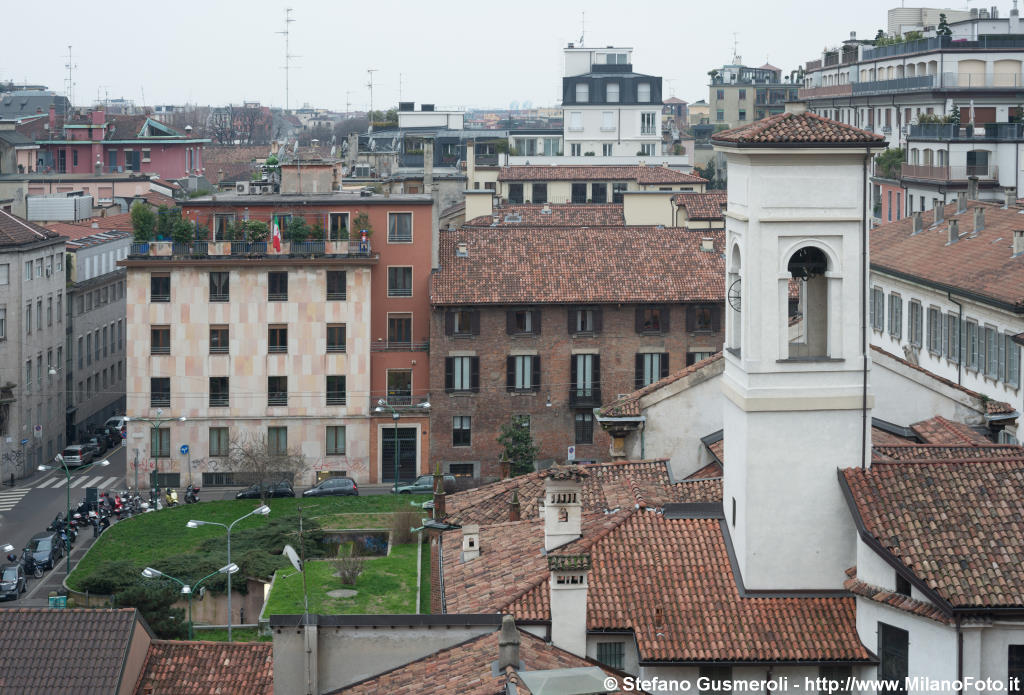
[271, 214, 282, 252]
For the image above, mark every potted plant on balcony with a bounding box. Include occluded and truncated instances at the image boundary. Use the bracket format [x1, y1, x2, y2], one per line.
[130, 202, 155, 251]
[241, 220, 269, 243]
[284, 218, 311, 243]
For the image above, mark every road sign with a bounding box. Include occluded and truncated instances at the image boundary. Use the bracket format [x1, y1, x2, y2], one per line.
[180, 444, 189, 455]
[20, 439, 27, 446]
[33, 424, 42, 438]
[567, 445, 576, 461]
[121, 438, 127, 447]
[121, 431, 127, 439]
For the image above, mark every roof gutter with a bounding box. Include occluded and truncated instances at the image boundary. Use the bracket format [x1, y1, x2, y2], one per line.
[873, 263, 1024, 314]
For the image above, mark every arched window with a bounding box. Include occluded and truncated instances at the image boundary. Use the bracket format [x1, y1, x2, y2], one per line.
[728, 245, 742, 352]
[787, 247, 829, 359]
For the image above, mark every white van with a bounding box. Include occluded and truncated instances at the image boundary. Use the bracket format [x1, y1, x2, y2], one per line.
[104, 416, 128, 434]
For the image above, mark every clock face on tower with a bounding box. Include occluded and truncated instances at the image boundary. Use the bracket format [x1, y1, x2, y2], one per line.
[727, 278, 742, 312]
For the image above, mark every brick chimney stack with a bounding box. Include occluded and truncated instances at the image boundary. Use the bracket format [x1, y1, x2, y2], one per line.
[509, 490, 521, 522]
[432, 463, 446, 520]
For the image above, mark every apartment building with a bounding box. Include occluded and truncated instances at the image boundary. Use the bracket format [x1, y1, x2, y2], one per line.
[708, 61, 798, 129]
[490, 164, 705, 207]
[0, 210, 66, 481]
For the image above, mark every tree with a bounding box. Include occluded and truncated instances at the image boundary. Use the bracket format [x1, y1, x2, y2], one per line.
[497, 416, 540, 477]
[130, 202, 156, 241]
[874, 148, 905, 179]
[284, 217, 311, 242]
[950, 105, 961, 127]
[170, 217, 195, 245]
[874, 29, 886, 43]
[937, 13, 952, 37]
[223, 433, 307, 503]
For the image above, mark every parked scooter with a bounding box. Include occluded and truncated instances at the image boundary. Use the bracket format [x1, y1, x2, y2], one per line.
[20, 548, 42, 579]
[184, 484, 200, 504]
[112, 493, 125, 519]
[164, 488, 178, 508]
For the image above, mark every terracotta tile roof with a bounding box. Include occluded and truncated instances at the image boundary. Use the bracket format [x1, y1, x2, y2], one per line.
[687, 460, 723, 479]
[432, 227, 725, 305]
[870, 427, 918, 446]
[498, 165, 706, 185]
[598, 353, 723, 418]
[448, 511, 872, 663]
[872, 444, 1024, 463]
[0, 209, 62, 246]
[911, 415, 992, 445]
[335, 628, 634, 695]
[151, 178, 183, 191]
[673, 192, 728, 220]
[713, 111, 884, 145]
[465, 203, 626, 227]
[871, 199, 1024, 309]
[204, 145, 268, 182]
[872, 346, 1016, 414]
[139, 190, 176, 207]
[444, 459, 721, 527]
[843, 458, 1024, 608]
[0, 608, 144, 693]
[843, 568, 950, 623]
[134, 641, 273, 695]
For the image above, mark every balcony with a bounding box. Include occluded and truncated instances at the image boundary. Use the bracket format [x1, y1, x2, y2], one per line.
[127, 239, 363, 260]
[900, 163, 999, 182]
[369, 393, 431, 413]
[798, 84, 853, 99]
[852, 75, 934, 96]
[568, 388, 602, 408]
[863, 35, 1024, 61]
[909, 122, 1024, 141]
[371, 341, 430, 352]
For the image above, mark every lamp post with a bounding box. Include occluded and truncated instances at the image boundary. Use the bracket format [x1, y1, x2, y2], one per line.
[38, 454, 109, 575]
[187, 504, 270, 641]
[374, 398, 430, 493]
[142, 563, 239, 639]
[124, 409, 187, 498]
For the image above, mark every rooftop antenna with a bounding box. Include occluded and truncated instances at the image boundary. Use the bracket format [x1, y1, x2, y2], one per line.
[579, 10, 585, 46]
[732, 33, 740, 63]
[367, 68, 378, 133]
[64, 45, 76, 108]
[398, 73, 403, 103]
[277, 8, 298, 112]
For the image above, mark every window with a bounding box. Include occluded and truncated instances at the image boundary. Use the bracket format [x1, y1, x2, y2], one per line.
[36, 300, 41, 331]
[699, 666, 732, 695]
[326, 270, 346, 300]
[151, 326, 171, 354]
[388, 314, 412, 345]
[596, 642, 623, 670]
[151, 377, 170, 407]
[946, 314, 961, 363]
[895, 573, 912, 597]
[639, 143, 655, 156]
[601, 111, 615, 131]
[453, 416, 471, 447]
[46, 297, 52, 326]
[869, 288, 884, 332]
[506, 355, 540, 392]
[210, 325, 229, 354]
[387, 212, 413, 243]
[612, 183, 627, 204]
[887, 294, 902, 339]
[24, 260, 32, 282]
[151, 427, 170, 458]
[569, 307, 600, 334]
[508, 183, 524, 204]
[716, 89, 725, 100]
[268, 376, 288, 406]
[635, 353, 669, 388]
[326, 375, 347, 405]
[1010, 646, 1024, 694]
[0, 264, 7, 285]
[209, 377, 229, 407]
[738, 88, 747, 100]
[449, 463, 475, 477]
[575, 83, 589, 103]
[568, 111, 582, 132]
[268, 272, 288, 301]
[575, 412, 594, 445]
[35, 259, 42, 278]
[570, 143, 581, 156]
[967, 320, 980, 370]
[601, 143, 613, 156]
[532, 183, 547, 204]
[985, 326, 999, 379]
[636, 305, 668, 334]
[908, 301, 923, 347]
[327, 324, 346, 353]
[687, 305, 719, 333]
[605, 83, 621, 103]
[78, 337, 83, 367]
[445, 356, 479, 392]
[507, 309, 540, 335]
[387, 369, 413, 405]
[738, 109, 747, 121]
[56, 292, 61, 323]
[387, 267, 413, 297]
[819, 666, 852, 695]
[209, 272, 229, 302]
[209, 427, 229, 457]
[268, 325, 288, 353]
[25, 361, 31, 393]
[150, 274, 170, 302]
[638, 82, 651, 102]
[327, 212, 349, 240]
[0, 306, 5, 340]
[326, 426, 346, 455]
[716, 109, 725, 121]
[445, 309, 479, 336]
[213, 214, 235, 241]
[268, 427, 287, 455]
[1006, 333, 1021, 387]
[571, 354, 600, 405]
[85, 333, 91, 363]
[878, 623, 909, 692]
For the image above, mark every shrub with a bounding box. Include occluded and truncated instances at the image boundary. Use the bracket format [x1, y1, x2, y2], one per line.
[130, 202, 156, 241]
[331, 554, 364, 586]
[389, 510, 421, 545]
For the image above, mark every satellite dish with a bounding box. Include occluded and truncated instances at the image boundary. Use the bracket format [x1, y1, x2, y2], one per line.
[283, 544, 303, 573]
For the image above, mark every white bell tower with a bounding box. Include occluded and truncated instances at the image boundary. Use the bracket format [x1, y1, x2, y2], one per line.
[714, 103, 886, 590]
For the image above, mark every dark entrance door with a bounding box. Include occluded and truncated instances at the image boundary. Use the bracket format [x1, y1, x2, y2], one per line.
[381, 427, 417, 483]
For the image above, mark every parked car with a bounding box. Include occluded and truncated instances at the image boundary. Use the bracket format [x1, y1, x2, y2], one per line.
[0, 564, 25, 600]
[302, 477, 358, 497]
[104, 416, 128, 435]
[60, 445, 94, 468]
[235, 481, 295, 500]
[96, 426, 121, 449]
[85, 436, 108, 457]
[393, 474, 457, 494]
[27, 531, 63, 571]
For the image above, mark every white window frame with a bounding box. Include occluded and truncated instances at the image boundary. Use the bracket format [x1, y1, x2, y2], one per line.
[452, 356, 473, 391]
[887, 294, 902, 339]
[575, 83, 589, 103]
[513, 355, 534, 391]
[606, 83, 620, 103]
[601, 111, 615, 132]
[569, 112, 583, 131]
[926, 306, 942, 354]
[638, 82, 651, 102]
[387, 212, 413, 243]
[602, 143, 613, 156]
[641, 112, 657, 135]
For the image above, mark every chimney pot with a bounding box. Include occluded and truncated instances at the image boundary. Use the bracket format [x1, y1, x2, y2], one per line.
[462, 524, 480, 561]
[912, 211, 923, 234]
[498, 615, 520, 671]
[544, 464, 587, 551]
[973, 206, 985, 235]
[1007, 188, 1018, 209]
[1014, 230, 1024, 256]
[957, 192, 967, 214]
[967, 176, 979, 200]
[948, 219, 960, 244]
[509, 490, 521, 522]
[933, 199, 944, 225]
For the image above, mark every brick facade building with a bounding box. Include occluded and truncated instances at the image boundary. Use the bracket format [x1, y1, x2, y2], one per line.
[429, 226, 725, 479]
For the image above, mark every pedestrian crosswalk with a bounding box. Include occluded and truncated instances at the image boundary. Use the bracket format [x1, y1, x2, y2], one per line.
[0, 488, 31, 512]
[34, 475, 122, 490]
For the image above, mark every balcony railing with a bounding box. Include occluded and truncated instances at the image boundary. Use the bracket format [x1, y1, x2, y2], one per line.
[852, 75, 934, 96]
[900, 163, 999, 181]
[231, 241, 267, 256]
[798, 84, 853, 99]
[369, 393, 431, 413]
[290, 240, 325, 256]
[128, 239, 360, 259]
[268, 394, 287, 406]
[863, 35, 1024, 61]
[371, 341, 430, 352]
[568, 388, 602, 408]
[909, 122, 1024, 141]
[209, 396, 229, 407]
[387, 287, 413, 298]
[326, 392, 347, 406]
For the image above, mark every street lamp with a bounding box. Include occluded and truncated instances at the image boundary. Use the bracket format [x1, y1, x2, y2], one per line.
[124, 409, 187, 496]
[187, 504, 270, 641]
[142, 563, 239, 639]
[374, 398, 430, 493]
[38, 454, 109, 575]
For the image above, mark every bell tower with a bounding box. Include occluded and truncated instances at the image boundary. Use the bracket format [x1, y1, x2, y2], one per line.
[713, 103, 885, 590]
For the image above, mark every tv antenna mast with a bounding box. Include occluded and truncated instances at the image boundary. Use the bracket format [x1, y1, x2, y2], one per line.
[277, 8, 299, 112]
[367, 68, 378, 133]
[579, 11, 586, 45]
[732, 33, 740, 63]
[64, 45, 76, 108]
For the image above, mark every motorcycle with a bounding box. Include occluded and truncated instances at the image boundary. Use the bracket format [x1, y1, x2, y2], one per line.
[20, 549, 42, 579]
[164, 488, 178, 508]
[46, 512, 65, 533]
[184, 484, 200, 504]
[112, 493, 125, 519]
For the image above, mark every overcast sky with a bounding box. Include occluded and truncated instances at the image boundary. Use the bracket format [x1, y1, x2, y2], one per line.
[4, 0, 948, 111]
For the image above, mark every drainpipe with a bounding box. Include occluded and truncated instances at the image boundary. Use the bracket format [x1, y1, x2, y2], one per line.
[639, 420, 646, 460]
[948, 292, 964, 384]
[862, 148, 871, 469]
[956, 616, 964, 695]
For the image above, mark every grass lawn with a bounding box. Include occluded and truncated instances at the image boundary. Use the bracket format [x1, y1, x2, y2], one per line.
[67, 494, 430, 592]
[264, 541, 430, 616]
[191, 627, 271, 642]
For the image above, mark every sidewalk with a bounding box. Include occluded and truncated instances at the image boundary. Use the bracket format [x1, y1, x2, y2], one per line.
[14, 529, 102, 608]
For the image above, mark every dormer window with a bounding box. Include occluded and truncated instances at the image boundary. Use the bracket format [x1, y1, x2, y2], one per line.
[638, 82, 651, 102]
[575, 83, 589, 103]
[606, 83, 620, 103]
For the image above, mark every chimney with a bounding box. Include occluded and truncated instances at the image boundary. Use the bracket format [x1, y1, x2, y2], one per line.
[1013, 230, 1024, 256]
[541, 203, 551, 215]
[462, 524, 480, 561]
[912, 211, 923, 234]
[1007, 188, 1018, 209]
[217, 169, 225, 184]
[498, 615, 521, 671]
[957, 191, 967, 214]
[948, 218, 960, 244]
[432, 464, 446, 521]
[94, 158, 102, 176]
[544, 464, 588, 551]
[466, 139, 476, 189]
[548, 553, 591, 657]
[784, 101, 808, 115]
[973, 206, 985, 235]
[509, 490, 521, 522]
[499, 453, 511, 479]
[700, 237, 715, 252]
[933, 199, 944, 225]
[967, 176, 979, 200]
[423, 137, 434, 191]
